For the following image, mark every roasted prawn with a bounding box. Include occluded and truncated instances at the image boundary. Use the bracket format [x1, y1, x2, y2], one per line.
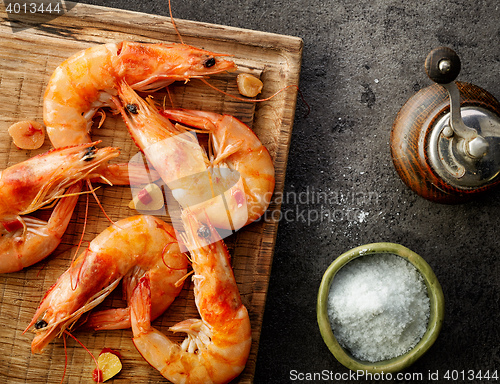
[0, 143, 120, 273]
[26, 215, 188, 353]
[161, 109, 275, 229]
[116, 82, 275, 231]
[44, 41, 235, 184]
[130, 210, 251, 384]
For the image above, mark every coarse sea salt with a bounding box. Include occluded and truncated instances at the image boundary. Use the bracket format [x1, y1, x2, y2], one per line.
[327, 253, 430, 362]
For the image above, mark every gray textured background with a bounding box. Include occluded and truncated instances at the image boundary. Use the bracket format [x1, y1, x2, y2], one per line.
[78, 1, 500, 382]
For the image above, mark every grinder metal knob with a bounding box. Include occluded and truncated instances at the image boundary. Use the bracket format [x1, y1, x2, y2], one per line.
[424, 47, 461, 84]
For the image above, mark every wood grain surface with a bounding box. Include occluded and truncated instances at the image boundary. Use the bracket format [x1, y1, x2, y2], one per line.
[0, 2, 302, 383]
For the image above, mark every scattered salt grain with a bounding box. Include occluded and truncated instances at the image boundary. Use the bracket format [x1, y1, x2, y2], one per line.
[327, 253, 430, 362]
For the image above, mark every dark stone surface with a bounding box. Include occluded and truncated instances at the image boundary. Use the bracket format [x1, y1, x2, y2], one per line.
[78, 1, 500, 382]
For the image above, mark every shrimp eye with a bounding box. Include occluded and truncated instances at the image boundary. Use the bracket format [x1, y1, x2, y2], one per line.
[197, 225, 211, 239]
[203, 57, 216, 68]
[83, 145, 97, 161]
[126, 103, 139, 114]
[35, 320, 48, 329]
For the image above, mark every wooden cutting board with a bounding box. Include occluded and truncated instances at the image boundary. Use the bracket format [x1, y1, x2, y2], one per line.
[0, 2, 302, 383]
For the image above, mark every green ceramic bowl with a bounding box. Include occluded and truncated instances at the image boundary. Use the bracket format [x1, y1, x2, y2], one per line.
[317, 242, 444, 373]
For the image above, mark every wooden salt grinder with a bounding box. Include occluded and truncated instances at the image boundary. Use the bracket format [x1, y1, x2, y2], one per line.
[391, 47, 500, 203]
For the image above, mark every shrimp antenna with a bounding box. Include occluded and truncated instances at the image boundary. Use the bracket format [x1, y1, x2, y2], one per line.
[59, 333, 69, 384]
[199, 78, 311, 116]
[160, 241, 187, 269]
[86, 179, 115, 225]
[168, 0, 184, 45]
[163, 87, 176, 110]
[70, 190, 89, 291]
[70, 179, 117, 291]
[63, 330, 100, 382]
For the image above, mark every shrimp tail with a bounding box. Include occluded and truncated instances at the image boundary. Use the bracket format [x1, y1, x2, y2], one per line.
[130, 275, 183, 375]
